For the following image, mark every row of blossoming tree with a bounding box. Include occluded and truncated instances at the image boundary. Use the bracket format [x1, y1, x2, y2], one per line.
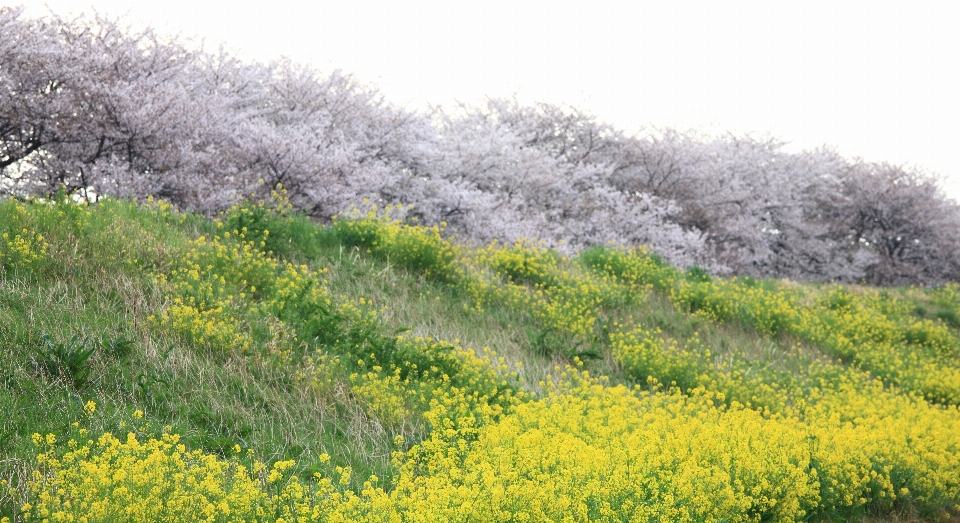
[2, 6, 958, 285]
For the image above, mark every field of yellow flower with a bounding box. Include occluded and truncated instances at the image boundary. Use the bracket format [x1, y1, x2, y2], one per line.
[1, 194, 959, 522]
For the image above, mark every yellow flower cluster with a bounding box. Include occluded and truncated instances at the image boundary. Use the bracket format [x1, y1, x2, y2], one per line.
[144, 195, 177, 215]
[387, 369, 822, 523]
[478, 239, 561, 288]
[341, 300, 523, 434]
[332, 206, 461, 282]
[461, 240, 628, 346]
[153, 229, 334, 358]
[350, 370, 413, 428]
[588, 247, 960, 406]
[0, 228, 48, 273]
[672, 279, 960, 404]
[23, 425, 395, 523]
[580, 245, 678, 292]
[26, 429, 266, 522]
[156, 299, 253, 353]
[612, 323, 960, 507]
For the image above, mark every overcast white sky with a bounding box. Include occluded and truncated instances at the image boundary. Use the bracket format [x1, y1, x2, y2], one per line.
[21, 1, 960, 200]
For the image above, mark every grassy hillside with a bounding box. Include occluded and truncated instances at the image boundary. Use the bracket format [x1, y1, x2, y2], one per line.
[1, 193, 959, 522]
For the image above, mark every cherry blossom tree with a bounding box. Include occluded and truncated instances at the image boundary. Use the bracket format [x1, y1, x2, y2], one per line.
[819, 160, 960, 285]
[3, 6, 959, 284]
[429, 99, 711, 269]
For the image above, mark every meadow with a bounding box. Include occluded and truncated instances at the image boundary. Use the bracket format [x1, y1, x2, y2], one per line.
[1, 192, 959, 522]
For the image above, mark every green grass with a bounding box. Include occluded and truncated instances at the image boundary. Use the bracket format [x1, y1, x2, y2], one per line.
[0, 198, 395, 508]
[2, 195, 959, 522]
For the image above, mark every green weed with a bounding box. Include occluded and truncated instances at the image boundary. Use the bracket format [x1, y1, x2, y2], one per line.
[33, 333, 95, 388]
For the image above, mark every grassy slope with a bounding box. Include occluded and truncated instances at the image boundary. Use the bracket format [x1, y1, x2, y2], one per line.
[2, 196, 959, 522]
[0, 196, 539, 513]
